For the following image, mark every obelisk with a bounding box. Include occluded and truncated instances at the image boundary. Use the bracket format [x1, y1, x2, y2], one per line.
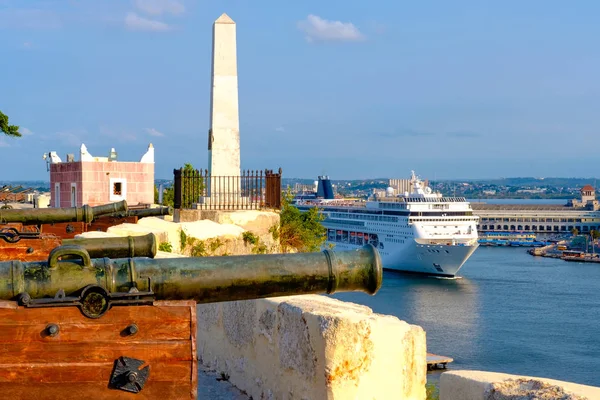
[208, 13, 241, 186]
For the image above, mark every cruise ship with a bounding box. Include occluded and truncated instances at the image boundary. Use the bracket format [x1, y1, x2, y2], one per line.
[295, 172, 480, 277]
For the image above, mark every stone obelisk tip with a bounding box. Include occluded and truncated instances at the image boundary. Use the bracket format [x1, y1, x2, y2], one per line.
[215, 13, 235, 24]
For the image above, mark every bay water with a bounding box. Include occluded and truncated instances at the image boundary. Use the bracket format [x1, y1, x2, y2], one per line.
[333, 246, 600, 387]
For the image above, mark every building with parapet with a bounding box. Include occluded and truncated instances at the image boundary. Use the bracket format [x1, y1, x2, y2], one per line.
[474, 184, 600, 236]
[568, 184, 599, 210]
[47, 143, 155, 207]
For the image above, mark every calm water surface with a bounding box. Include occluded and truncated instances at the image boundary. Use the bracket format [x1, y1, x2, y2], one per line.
[333, 247, 600, 387]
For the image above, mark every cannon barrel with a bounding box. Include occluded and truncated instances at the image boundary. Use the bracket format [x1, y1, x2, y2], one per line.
[63, 233, 156, 259]
[0, 245, 382, 305]
[107, 206, 173, 219]
[0, 201, 128, 225]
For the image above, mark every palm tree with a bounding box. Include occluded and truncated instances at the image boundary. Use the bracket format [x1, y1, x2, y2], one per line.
[0, 111, 21, 137]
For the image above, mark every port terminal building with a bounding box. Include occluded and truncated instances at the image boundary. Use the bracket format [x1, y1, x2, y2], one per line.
[473, 186, 600, 236]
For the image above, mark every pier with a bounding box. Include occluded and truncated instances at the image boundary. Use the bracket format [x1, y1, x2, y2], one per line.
[427, 353, 453, 370]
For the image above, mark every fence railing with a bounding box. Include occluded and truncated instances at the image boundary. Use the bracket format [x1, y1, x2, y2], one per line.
[173, 168, 282, 210]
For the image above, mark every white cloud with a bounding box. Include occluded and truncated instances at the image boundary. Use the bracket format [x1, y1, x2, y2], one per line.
[145, 128, 165, 137]
[134, 0, 184, 16]
[0, 138, 11, 147]
[125, 12, 170, 32]
[275, 126, 285, 133]
[297, 15, 365, 43]
[20, 127, 33, 136]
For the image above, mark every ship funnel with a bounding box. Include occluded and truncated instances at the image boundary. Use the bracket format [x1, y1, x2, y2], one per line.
[317, 176, 335, 199]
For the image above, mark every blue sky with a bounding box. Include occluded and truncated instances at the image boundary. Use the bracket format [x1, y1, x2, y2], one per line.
[1, 0, 599, 181]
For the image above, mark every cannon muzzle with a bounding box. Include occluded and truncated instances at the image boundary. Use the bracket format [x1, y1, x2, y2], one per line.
[63, 233, 156, 259]
[0, 245, 382, 317]
[0, 201, 128, 225]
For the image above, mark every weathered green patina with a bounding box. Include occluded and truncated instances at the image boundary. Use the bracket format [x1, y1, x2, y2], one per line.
[107, 206, 172, 219]
[0, 200, 128, 225]
[63, 233, 156, 259]
[0, 245, 383, 303]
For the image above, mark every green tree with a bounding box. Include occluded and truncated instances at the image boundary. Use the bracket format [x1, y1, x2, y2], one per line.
[276, 190, 326, 253]
[0, 111, 21, 137]
[181, 162, 204, 207]
[154, 163, 203, 207]
[155, 184, 175, 207]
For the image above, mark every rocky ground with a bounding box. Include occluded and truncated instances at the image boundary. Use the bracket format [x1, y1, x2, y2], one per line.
[198, 366, 248, 400]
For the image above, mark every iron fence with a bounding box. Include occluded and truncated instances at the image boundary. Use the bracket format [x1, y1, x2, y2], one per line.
[173, 168, 282, 210]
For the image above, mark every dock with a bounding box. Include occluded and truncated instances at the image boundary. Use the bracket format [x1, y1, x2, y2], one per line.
[427, 353, 453, 370]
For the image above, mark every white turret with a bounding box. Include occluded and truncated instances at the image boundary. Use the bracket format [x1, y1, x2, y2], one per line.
[140, 143, 154, 163]
[80, 143, 94, 161]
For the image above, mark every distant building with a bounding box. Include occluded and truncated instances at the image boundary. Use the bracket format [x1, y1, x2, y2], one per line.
[568, 185, 599, 211]
[388, 179, 411, 196]
[48, 143, 155, 207]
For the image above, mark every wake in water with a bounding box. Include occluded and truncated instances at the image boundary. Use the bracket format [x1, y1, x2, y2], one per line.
[432, 276, 463, 280]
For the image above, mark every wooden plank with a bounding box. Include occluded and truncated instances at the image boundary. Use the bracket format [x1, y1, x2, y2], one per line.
[189, 301, 198, 398]
[0, 303, 194, 343]
[0, 362, 191, 383]
[0, 341, 193, 363]
[0, 382, 194, 399]
[40, 222, 86, 239]
[0, 235, 62, 262]
[0, 301, 197, 398]
[0, 320, 191, 343]
[0, 303, 191, 325]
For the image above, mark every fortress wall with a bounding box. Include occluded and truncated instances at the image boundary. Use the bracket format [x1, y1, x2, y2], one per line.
[196, 295, 426, 400]
[440, 370, 600, 400]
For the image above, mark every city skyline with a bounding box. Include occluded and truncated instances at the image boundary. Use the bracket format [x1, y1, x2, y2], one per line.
[2, 0, 599, 180]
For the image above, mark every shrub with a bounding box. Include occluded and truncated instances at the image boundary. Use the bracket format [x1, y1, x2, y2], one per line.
[242, 231, 259, 246]
[279, 190, 326, 252]
[158, 242, 172, 252]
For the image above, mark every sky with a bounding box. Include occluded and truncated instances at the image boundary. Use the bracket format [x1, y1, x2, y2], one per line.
[2, 0, 600, 181]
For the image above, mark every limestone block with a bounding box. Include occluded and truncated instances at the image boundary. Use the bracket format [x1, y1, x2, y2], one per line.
[106, 222, 169, 248]
[74, 231, 121, 239]
[180, 220, 245, 241]
[197, 295, 426, 400]
[174, 210, 281, 254]
[440, 370, 600, 400]
[135, 217, 186, 252]
[212, 210, 279, 234]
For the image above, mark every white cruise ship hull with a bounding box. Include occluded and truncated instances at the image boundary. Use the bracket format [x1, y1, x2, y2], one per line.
[327, 240, 479, 277]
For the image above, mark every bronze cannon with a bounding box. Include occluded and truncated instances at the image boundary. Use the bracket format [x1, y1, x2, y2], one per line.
[0, 200, 127, 225]
[0, 244, 382, 318]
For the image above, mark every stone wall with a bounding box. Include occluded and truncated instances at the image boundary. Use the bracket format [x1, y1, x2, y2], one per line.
[103, 210, 280, 256]
[440, 370, 600, 400]
[197, 295, 426, 400]
[173, 210, 280, 255]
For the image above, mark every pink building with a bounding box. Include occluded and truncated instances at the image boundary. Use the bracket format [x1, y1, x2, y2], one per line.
[48, 143, 155, 207]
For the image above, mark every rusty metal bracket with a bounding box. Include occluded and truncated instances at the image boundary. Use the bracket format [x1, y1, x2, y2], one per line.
[0, 227, 41, 243]
[17, 279, 155, 319]
[109, 356, 150, 393]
